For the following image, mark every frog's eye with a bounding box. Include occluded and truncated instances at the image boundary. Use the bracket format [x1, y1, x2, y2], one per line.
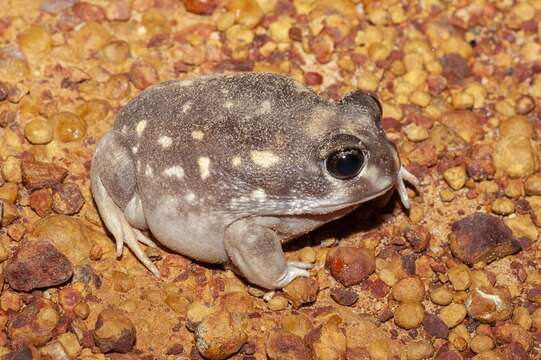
[325, 148, 367, 180]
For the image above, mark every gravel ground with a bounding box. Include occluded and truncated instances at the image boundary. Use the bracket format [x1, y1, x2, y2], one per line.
[0, 0, 541, 359]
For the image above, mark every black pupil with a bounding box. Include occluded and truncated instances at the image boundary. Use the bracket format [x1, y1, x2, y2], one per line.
[327, 149, 365, 179]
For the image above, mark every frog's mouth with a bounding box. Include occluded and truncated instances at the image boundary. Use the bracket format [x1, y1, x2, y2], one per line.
[396, 166, 419, 209]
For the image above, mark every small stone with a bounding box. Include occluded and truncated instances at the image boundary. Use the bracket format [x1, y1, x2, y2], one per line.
[53, 112, 87, 143]
[466, 286, 513, 323]
[304, 72, 323, 86]
[491, 198, 515, 215]
[5, 240, 73, 291]
[422, 313, 449, 339]
[22, 160, 68, 190]
[504, 215, 539, 242]
[2, 156, 21, 183]
[430, 286, 453, 306]
[512, 306, 532, 330]
[499, 115, 533, 139]
[7, 298, 59, 346]
[281, 313, 313, 339]
[441, 110, 481, 142]
[449, 212, 521, 266]
[527, 287, 541, 304]
[493, 135, 538, 178]
[394, 302, 424, 329]
[330, 287, 359, 306]
[391, 276, 425, 303]
[443, 166, 467, 190]
[283, 277, 319, 308]
[30, 188, 53, 217]
[525, 174, 541, 195]
[52, 183, 84, 215]
[73, 2, 106, 22]
[195, 310, 247, 360]
[105, 0, 131, 21]
[94, 308, 136, 353]
[0, 291, 21, 312]
[129, 61, 159, 90]
[325, 246, 375, 287]
[24, 118, 53, 145]
[298, 247, 316, 264]
[406, 341, 434, 360]
[305, 315, 346, 359]
[0, 183, 18, 204]
[57, 332, 81, 358]
[439, 303, 466, 328]
[493, 322, 532, 352]
[183, 0, 218, 15]
[41, 0, 77, 13]
[516, 95, 535, 114]
[470, 334, 494, 354]
[532, 308, 541, 330]
[267, 295, 288, 311]
[403, 123, 429, 142]
[266, 332, 311, 360]
[448, 264, 471, 291]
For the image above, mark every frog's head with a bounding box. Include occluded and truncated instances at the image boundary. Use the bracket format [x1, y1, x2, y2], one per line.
[306, 90, 418, 213]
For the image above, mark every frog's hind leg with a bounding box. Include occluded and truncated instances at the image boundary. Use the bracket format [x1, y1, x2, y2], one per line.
[91, 131, 160, 277]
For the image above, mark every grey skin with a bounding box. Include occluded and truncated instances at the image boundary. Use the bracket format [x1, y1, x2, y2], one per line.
[91, 72, 417, 289]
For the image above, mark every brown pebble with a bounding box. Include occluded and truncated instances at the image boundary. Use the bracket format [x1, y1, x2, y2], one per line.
[266, 331, 311, 360]
[30, 188, 53, 217]
[449, 212, 521, 265]
[52, 182, 85, 215]
[129, 61, 159, 90]
[330, 287, 358, 306]
[304, 72, 323, 86]
[22, 161, 68, 191]
[73, 2, 106, 22]
[94, 308, 136, 353]
[7, 298, 59, 346]
[466, 286, 513, 323]
[182, 0, 217, 15]
[493, 322, 532, 352]
[325, 246, 375, 287]
[5, 240, 73, 291]
[422, 313, 449, 339]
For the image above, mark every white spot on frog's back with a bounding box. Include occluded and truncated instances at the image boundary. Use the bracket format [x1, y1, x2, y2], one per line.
[132, 145, 138, 154]
[198, 157, 210, 180]
[158, 135, 172, 148]
[250, 150, 280, 168]
[224, 101, 234, 109]
[184, 192, 196, 204]
[191, 130, 204, 140]
[163, 165, 184, 179]
[182, 101, 192, 113]
[136, 120, 147, 137]
[252, 189, 267, 200]
[231, 156, 241, 167]
[145, 164, 153, 177]
[256, 100, 271, 115]
[178, 80, 193, 87]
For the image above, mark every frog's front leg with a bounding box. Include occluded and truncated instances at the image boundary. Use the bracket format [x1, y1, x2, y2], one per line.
[91, 131, 160, 277]
[224, 218, 312, 289]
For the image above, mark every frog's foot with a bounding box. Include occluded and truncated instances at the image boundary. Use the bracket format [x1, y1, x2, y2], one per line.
[396, 166, 420, 209]
[224, 219, 313, 289]
[92, 175, 160, 278]
[275, 262, 311, 288]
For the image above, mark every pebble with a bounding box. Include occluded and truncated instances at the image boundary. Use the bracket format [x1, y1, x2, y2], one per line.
[40, 0, 77, 13]
[7, 298, 59, 346]
[5, 240, 73, 291]
[330, 287, 359, 306]
[422, 313, 449, 339]
[443, 166, 467, 190]
[183, 0, 218, 15]
[493, 135, 538, 178]
[525, 174, 541, 195]
[394, 302, 424, 329]
[305, 315, 346, 359]
[466, 286, 513, 323]
[470, 334, 494, 354]
[391, 276, 425, 303]
[52, 182, 85, 215]
[195, 310, 247, 360]
[283, 277, 319, 308]
[266, 332, 311, 360]
[532, 308, 541, 330]
[403, 123, 429, 142]
[2, 156, 21, 183]
[57, 332, 82, 358]
[73, 2, 106, 22]
[24, 118, 53, 145]
[493, 322, 532, 352]
[22, 160, 68, 191]
[430, 286, 453, 306]
[499, 115, 533, 139]
[129, 61, 159, 90]
[94, 308, 136, 353]
[52, 112, 87, 142]
[325, 246, 375, 286]
[504, 215, 539, 242]
[449, 212, 521, 265]
[491, 197, 515, 215]
[439, 303, 466, 328]
[448, 264, 471, 291]
[267, 294, 289, 311]
[406, 341, 434, 360]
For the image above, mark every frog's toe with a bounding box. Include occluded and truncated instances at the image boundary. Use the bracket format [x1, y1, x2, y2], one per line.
[288, 261, 313, 270]
[276, 263, 311, 288]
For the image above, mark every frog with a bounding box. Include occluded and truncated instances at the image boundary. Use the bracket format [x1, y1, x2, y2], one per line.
[90, 72, 418, 289]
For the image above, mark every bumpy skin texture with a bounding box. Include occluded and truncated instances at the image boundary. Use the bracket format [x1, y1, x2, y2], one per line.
[91, 72, 402, 289]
